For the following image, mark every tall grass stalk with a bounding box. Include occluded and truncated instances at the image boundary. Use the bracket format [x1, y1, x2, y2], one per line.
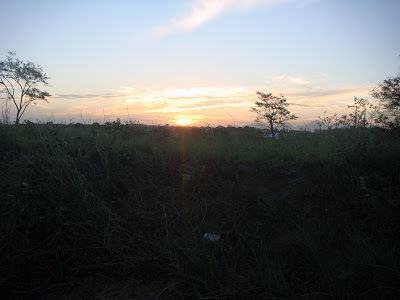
[0, 123, 399, 298]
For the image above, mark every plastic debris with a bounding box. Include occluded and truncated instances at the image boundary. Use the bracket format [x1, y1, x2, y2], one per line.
[264, 132, 279, 139]
[204, 233, 221, 242]
[182, 174, 192, 181]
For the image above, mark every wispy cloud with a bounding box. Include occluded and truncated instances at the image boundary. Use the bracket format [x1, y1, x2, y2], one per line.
[52, 93, 123, 99]
[26, 82, 371, 126]
[286, 88, 356, 99]
[121, 86, 254, 113]
[153, 0, 232, 36]
[152, 0, 312, 37]
[270, 74, 311, 87]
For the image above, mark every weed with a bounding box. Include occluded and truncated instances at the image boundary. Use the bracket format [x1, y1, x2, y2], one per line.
[0, 124, 399, 298]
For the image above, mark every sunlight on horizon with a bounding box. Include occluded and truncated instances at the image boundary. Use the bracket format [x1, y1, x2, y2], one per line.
[174, 118, 195, 126]
[2, 0, 398, 127]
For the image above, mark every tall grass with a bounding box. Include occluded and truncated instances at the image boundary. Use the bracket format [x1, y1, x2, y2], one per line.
[0, 123, 399, 298]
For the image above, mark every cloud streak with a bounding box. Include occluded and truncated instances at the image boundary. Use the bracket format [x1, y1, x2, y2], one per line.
[52, 93, 123, 99]
[270, 74, 311, 88]
[28, 82, 370, 127]
[121, 86, 255, 113]
[152, 0, 309, 37]
[153, 0, 232, 36]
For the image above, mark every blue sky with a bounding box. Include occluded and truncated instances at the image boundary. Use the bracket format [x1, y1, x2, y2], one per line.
[1, 0, 400, 126]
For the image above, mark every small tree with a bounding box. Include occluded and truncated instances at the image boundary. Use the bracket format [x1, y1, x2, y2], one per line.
[318, 111, 340, 129]
[251, 92, 297, 137]
[318, 97, 379, 129]
[346, 97, 371, 128]
[371, 75, 400, 128]
[0, 52, 51, 124]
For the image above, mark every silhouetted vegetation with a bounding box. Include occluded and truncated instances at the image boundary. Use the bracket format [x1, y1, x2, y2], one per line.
[0, 52, 51, 125]
[371, 74, 400, 128]
[0, 122, 399, 298]
[251, 92, 298, 137]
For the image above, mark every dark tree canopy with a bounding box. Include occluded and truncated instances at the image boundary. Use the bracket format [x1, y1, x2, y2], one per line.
[371, 74, 400, 128]
[0, 52, 51, 124]
[371, 75, 400, 110]
[251, 92, 297, 137]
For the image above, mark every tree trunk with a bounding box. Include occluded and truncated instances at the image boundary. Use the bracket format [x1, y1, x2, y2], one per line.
[15, 110, 20, 125]
[269, 119, 275, 137]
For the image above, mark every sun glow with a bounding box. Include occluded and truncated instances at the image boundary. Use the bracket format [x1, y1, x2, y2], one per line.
[174, 118, 194, 126]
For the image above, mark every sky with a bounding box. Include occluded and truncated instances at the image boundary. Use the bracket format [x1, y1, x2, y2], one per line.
[1, 0, 400, 127]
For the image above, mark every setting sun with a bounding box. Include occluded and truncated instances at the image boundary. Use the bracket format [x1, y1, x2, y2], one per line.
[174, 118, 194, 126]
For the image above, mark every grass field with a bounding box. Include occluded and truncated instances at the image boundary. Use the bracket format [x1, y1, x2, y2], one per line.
[0, 122, 399, 299]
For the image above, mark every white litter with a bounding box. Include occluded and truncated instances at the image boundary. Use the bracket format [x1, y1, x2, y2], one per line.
[264, 132, 279, 139]
[204, 233, 221, 242]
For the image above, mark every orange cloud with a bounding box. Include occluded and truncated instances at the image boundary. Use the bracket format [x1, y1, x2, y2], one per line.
[19, 82, 374, 127]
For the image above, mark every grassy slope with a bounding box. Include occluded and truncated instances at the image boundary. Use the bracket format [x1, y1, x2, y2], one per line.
[0, 123, 399, 299]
